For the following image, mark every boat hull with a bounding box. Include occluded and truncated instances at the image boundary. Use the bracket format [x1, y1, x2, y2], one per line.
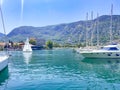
[0, 55, 9, 72]
[80, 51, 120, 58]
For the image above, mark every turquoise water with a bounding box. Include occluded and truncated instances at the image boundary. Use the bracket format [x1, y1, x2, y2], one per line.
[0, 49, 120, 90]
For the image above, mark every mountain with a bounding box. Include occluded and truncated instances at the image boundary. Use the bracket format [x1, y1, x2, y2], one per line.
[0, 32, 5, 40]
[0, 33, 5, 37]
[7, 15, 120, 44]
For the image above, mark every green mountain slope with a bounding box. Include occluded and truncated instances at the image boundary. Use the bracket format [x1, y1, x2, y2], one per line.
[0, 33, 5, 40]
[0, 33, 5, 37]
[7, 15, 120, 44]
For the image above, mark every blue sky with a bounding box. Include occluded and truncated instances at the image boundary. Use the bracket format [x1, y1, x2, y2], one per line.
[0, 0, 120, 34]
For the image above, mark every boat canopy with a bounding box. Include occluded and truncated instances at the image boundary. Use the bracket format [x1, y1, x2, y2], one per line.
[101, 45, 119, 51]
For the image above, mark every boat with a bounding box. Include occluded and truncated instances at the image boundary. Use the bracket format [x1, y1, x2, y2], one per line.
[23, 38, 32, 52]
[0, 4, 9, 71]
[0, 54, 9, 71]
[79, 4, 120, 58]
[75, 13, 97, 53]
[80, 44, 120, 58]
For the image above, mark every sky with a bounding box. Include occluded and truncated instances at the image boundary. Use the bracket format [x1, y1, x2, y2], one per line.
[0, 0, 120, 34]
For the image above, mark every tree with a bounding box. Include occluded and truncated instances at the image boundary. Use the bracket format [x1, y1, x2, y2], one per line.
[29, 38, 36, 45]
[76, 43, 83, 48]
[46, 40, 53, 49]
[53, 42, 61, 47]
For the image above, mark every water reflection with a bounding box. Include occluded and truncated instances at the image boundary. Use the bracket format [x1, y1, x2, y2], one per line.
[0, 67, 9, 85]
[23, 52, 32, 64]
[82, 58, 120, 70]
[82, 58, 120, 83]
[82, 58, 120, 65]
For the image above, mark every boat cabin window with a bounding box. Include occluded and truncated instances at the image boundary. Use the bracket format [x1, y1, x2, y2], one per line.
[102, 47, 119, 50]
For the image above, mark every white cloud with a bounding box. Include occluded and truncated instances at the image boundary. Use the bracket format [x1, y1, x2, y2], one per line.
[0, 0, 3, 5]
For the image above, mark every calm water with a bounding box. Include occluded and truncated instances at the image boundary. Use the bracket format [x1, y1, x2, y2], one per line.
[0, 49, 120, 90]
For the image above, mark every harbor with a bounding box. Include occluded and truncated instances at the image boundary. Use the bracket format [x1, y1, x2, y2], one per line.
[1, 0, 120, 90]
[0, 49, 120, 90]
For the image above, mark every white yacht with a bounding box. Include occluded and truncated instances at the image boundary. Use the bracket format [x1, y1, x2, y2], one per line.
[80, 44, 120, 58]
[0, 5, 9, 71]
[23, 38, 32, 52]
[0, 54, 9, 71]
[79, 4, 117, 59]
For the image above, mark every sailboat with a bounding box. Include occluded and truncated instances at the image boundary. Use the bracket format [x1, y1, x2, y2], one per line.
[23, 38, 32, 52]
[80, 4, 120, 58]
[0, 3, 9, 71]
[75, 12, 94, 53]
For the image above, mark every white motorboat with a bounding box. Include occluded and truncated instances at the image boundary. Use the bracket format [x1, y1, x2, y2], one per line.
[23, 38, 32, 52]
[79, 4, 117, 59]
[80, 44, 120, 58]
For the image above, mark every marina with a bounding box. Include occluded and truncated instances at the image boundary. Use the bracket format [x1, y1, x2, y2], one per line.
[0, 49, 120, 90]
[0, 0, 120, 90]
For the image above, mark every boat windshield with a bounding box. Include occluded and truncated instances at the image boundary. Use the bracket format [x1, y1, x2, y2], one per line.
[101, 47, 119, 50]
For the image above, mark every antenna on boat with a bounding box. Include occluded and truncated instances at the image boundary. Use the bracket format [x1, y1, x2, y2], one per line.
[86, 12, 88, 47]
[110, 4, 113, 44]
[97, 13, 99, 48]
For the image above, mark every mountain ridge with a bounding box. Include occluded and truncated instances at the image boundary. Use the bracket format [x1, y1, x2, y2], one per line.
[5, 15, 120, 44]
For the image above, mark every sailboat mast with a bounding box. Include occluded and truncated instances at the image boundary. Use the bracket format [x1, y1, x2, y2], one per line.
[0, 4, 6, 36]
[91, 11, 93, 46]
[110, 4, 113, 43]
[0, 3, 8, 53]
[97, 13, 99, 47]
[86, 12, 88, 47]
